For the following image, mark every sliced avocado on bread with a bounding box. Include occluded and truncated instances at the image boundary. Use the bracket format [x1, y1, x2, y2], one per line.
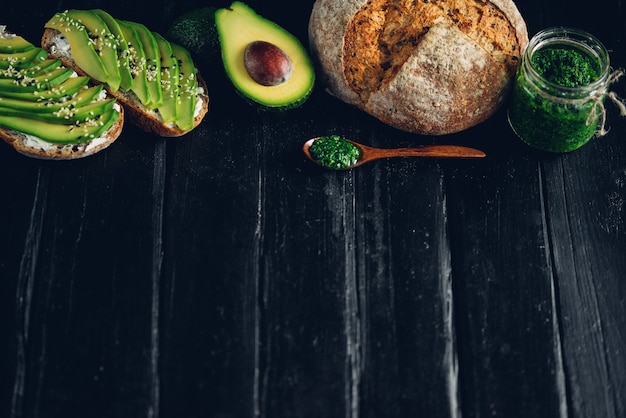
[42, 9, 209, 137]
[0, 26, 123, 160]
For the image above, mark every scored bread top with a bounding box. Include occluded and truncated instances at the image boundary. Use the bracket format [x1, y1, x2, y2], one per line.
[309, 0, 529, 135]
[344, 0, 525, 101]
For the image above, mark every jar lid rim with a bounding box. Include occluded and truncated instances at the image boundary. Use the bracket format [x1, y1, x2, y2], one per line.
[523, 27, 610, 95]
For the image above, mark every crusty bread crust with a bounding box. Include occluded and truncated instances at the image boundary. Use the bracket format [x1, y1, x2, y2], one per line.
[0, 105, 124, 160]
[41, 27, 209, 137]
[309, 0, 529, 135]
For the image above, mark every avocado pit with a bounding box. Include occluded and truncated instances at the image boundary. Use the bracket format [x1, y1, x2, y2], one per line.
[244, 40, 294, 86]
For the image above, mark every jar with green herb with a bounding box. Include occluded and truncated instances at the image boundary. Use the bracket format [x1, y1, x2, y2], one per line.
[508, 27, 612, 152]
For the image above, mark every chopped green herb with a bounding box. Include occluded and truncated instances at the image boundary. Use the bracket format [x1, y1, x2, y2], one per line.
[508, 28, 610, 153]
[532, 46, 599, 87]
[309, 135, 361, 170]
[509, 73, 599, 152]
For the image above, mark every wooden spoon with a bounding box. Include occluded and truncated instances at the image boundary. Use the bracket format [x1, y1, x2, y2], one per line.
[303, 137, 486, 170]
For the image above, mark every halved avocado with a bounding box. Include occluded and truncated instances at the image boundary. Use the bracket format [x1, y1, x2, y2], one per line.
[214, 1, 314, 110]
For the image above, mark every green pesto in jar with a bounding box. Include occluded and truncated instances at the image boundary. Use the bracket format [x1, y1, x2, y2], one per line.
[309, 135, 361, 170]
[532, 46, 599, 87]
[508, 28, 610, 153]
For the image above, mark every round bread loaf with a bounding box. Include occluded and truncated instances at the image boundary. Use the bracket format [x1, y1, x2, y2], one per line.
[308, 0, 529, 135]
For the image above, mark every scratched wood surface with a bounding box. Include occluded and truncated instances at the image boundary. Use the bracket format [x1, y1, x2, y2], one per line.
[1, 1, 625, 417]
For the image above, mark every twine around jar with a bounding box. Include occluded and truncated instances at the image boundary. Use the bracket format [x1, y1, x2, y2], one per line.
[590, 68, 626, 136]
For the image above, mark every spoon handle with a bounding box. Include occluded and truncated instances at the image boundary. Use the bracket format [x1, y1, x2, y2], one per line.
[368, 145, 486, 159]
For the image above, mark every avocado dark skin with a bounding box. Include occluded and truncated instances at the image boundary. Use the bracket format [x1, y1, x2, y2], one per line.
[167, 7, 219, 56]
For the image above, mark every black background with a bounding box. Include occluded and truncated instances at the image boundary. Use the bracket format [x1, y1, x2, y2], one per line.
[2, 1, 626, 417]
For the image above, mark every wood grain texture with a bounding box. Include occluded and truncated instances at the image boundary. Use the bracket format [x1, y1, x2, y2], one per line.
[543, 141, 626, 418]
[1, 1, 625, 418]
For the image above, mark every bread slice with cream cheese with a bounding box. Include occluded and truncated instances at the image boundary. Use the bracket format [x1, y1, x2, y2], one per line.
[0, 26, 124, 159]
[41, 10, 209, 137]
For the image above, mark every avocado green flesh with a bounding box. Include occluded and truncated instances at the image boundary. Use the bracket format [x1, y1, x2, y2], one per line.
[170, 42, 196, 131]
[0, 98, 115, 124]
[40, 9, 201, 130]
[0, 35, 34, 53]
[0, 85, 104, 113]
[65, 9, 122, 91]
[92, 9, 133, 90]
[0, 67, 74, 92]
[45, 13, 110, 84]
[25, 59, 62, 76]
[0, 76, 90, 101]
[0, 59, 61, 79]
[0, 48, 47, 70]
[0, 36, 120, 144]
[154, 32, 179, 124]
[117, 20, 152, 106]
[125, 21, 163, 109]
[215, 1, 314, 109]
[0, 108, 119, 143]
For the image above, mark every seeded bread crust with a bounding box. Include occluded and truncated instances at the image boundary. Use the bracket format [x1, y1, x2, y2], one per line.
[0, 105, 124, 160]
[309, 0, 529, 135]
[41, 27, 209, 137]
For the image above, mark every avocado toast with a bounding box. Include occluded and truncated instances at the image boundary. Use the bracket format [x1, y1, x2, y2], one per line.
[41, 9, 209, 137]
[0, 25, 124, 159]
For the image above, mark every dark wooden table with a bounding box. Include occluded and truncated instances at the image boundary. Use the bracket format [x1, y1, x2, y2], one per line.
[2, 1, 625, 417]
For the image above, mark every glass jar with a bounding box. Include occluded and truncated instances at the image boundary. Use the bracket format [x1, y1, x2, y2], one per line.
[508, 27, 611, 153]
